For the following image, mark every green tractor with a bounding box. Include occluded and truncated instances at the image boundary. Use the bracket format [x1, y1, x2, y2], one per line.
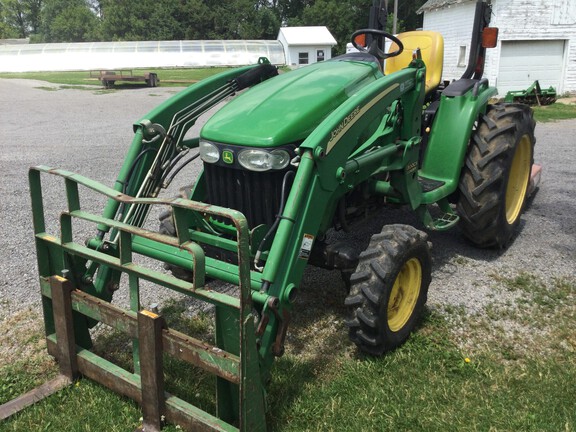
[23, 0, 537, 430]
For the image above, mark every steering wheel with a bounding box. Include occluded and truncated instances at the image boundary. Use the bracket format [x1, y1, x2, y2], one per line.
[351, 29, 404, 61]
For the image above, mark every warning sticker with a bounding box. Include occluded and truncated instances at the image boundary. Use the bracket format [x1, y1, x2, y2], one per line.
[299, 234, 315, 259]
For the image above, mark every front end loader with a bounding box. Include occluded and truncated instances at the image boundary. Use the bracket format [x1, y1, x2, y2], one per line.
[4, 0, 539, 430]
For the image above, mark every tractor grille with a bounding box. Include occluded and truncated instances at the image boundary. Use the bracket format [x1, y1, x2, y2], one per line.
[203, 163, 289, 228]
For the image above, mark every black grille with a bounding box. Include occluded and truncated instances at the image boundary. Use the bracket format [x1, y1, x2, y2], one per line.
[203, 163, 289, 228]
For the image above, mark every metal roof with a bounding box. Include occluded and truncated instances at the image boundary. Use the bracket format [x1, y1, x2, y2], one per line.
[417, 0, 476, 14]
[277, 26, 337, 46]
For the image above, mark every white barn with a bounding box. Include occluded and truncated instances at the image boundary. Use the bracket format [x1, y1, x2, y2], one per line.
[418, 0, 576, 95]
[277, 26, 337, 67]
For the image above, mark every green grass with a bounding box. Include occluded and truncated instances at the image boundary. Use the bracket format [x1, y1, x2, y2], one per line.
[1, 274, 574, 431]
[0, 68, 232, 88]
[532, 101, 576, 122]
[269, 325, 575, 431]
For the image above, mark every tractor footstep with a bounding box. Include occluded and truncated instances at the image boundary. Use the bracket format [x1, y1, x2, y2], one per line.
[431, 212, 460, 230]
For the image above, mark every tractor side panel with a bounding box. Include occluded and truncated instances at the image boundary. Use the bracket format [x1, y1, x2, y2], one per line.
[419, 82, 497, 204]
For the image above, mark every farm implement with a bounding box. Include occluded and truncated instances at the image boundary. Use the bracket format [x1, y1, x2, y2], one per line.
[504, 80, 557, 106]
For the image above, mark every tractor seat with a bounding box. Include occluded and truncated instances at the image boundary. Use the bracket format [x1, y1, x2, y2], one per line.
[384, 31, 444, 94]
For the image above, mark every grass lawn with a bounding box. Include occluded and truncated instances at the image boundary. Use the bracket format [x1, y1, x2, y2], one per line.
[1, 274, 574, 431]
[531, 100, 576, 122]
[0, 68, 232, 87]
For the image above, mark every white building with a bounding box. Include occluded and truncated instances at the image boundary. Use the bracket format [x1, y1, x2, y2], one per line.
[0, 27, 338, 73]
[418, 0, 576, 95]
[277, 26, 337, 67]
[0, 40, 286, 73]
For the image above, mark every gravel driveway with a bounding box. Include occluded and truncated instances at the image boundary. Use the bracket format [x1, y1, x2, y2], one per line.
[0, 78, 575, 324]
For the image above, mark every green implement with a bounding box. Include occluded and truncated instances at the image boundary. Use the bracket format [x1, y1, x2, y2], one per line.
[504, 80, 557, 106]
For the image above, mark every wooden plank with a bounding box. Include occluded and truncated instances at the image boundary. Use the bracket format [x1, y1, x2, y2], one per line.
[0, 375, 71, 421]
[50, 275, 79, 381]
[138, 310, 166, 432]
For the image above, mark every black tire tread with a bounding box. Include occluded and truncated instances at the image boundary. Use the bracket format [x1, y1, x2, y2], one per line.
[457, 103, 536, 248]
[345, 224, 432, 356]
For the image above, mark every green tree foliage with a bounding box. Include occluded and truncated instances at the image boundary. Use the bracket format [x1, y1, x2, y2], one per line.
[396, 0, 427, 31]
[40, 0, 98, 41]
[0, 2, 18, 38]
[0, 0, 42, 38]
[99, 0, 184, 41]
[290, 0, 373, 54]
[0, 0, 427, 50]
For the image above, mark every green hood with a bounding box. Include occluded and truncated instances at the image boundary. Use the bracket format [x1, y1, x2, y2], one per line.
[200, 58, 382, 147]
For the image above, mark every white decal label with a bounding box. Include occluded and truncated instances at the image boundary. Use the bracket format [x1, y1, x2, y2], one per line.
[299, 234, 315, 259]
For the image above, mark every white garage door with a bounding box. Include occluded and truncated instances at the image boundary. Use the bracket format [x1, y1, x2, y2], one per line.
[497, 40, 565, 95]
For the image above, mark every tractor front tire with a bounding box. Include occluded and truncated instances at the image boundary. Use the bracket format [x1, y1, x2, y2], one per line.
[457, 103, 536, 248]
[345, 224, 431, 356]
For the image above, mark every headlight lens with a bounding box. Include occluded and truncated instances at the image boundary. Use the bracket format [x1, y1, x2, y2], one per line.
[199, 140, 219, 163]
[270, 149, 291, 170]
[238, 149, 291, 171]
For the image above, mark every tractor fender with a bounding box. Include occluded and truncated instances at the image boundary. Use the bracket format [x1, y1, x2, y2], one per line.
[418, 78, 497, 204]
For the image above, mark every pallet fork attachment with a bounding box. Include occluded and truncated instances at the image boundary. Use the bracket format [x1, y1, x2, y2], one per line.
[0, 166, 268, 431]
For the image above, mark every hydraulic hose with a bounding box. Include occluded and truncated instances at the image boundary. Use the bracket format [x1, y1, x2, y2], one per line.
[254, 170, 296, 271]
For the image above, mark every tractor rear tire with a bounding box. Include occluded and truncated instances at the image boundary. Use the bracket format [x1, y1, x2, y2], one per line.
[345, 224, 431, 356]
[457, 103, 536, 248]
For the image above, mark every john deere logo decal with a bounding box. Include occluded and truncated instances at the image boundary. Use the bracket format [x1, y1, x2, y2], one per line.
[222, 150, 234, 164]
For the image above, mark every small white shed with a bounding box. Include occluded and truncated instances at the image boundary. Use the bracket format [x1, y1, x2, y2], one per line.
[277, 26, 337, 67]
[418, 0, 576, 95]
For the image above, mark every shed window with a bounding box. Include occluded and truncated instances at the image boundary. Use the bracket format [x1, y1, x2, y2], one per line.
[298, 52, 309, 64]
[458, 46, 467, 67]
[317, 50, 325, 61]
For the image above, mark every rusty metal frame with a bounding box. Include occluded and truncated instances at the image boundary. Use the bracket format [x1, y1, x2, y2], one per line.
[21, 166, 267, 431]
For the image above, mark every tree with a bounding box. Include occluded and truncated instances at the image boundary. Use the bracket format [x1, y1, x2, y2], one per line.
[214, 0, 281, 39]
[1, 0, 427, 45]
[26, 0, 41, 33]
[1, 0, 42, 38]
[179, 0, 280, 41]
[396, 0, 427, 31]
[0, 2, 19, 38]
[290, 0, 374, 54]
[40, 0, 98, 42]
[100, 0, 185, 41]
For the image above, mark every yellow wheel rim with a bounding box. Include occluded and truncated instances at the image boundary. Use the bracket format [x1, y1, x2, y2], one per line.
[505, 134, 532, 224]
[387, 258, 422, 332]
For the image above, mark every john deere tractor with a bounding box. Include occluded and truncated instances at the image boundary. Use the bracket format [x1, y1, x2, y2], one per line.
[23, 0, 536, 430]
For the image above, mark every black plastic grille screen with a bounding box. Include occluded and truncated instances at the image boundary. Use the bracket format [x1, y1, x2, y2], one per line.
[203, 163, 289, 228]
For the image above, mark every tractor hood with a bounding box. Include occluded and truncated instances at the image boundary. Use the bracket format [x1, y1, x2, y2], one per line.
[201, 57, 382, 147]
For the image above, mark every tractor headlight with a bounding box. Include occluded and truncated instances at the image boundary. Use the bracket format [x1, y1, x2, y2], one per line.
[238, 149, 291, 172]
[199, 140, 220, 163]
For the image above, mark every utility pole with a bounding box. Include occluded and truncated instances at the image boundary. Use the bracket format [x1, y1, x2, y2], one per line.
[393, 0, 398, 34]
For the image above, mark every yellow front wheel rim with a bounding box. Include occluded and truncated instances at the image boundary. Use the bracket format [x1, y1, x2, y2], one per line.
[387, 258, 422, 332]
[505, 135, 532, 224]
